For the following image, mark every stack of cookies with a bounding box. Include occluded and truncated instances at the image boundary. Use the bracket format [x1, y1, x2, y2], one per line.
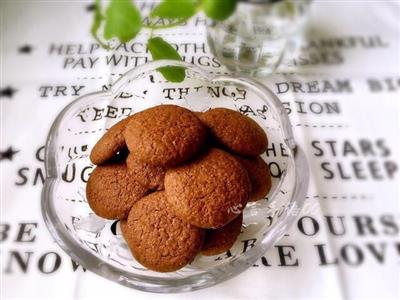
[86, 105, 271, 272]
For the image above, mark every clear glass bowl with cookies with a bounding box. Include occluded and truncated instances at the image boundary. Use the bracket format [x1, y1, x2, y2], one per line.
[41, 60, 309, 293]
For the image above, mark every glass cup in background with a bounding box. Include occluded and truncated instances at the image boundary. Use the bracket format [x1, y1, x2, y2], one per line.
[207, 0, 312, 77]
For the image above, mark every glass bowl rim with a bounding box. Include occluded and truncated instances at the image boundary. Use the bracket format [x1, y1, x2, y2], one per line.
[41, 59, 309, 293]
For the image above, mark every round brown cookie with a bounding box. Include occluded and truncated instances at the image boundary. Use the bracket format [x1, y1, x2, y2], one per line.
[86, 163, 149, 220]
[235, 156, 272, 201]
[198, 108, 268, 157]
[123, 192, 205, 272]
[165, 148, 250, 228]
[202, 213, 243, 256]
[124, 105, 206, 166]
[126, 153, 166, 190]
[90, 116, 133, 165]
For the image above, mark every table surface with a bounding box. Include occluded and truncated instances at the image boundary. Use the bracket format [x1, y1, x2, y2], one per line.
[1, 1, 399, 299]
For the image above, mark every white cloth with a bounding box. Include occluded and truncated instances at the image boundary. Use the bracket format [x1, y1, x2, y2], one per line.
[1, 1, 399, 299]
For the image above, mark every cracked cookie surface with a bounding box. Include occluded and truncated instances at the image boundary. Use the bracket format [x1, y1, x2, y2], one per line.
[124, 105, 206, 166]
[165, 148, 250, 228]
[122, 192, 204, 272]
[126, 153, 166, 190]
[86, 163, 148, 219]
[199, 108, 268, 157]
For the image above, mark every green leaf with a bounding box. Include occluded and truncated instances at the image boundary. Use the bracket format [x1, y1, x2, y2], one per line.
[147, 37, 185, 82]
[104, 0, 142, 43]
[90, 0, 109, 49]
[283, 0, 296, 17]
[202, 0, 237, 21]
[151, 0, 197, 19]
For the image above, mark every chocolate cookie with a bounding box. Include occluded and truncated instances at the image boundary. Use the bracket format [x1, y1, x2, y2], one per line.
[194, 111, 203, 117]
[86, 163, 148, 219]
[123, 192, 204, 272]
[126, 153, 166, 190]
[124, 105, 206, 166]
[165, 148, 250, 228]
[199, 108, 268, 157]
[235, 156, 272, 201]
[90, 116, 132, 165]
[202, 213, 243, 256]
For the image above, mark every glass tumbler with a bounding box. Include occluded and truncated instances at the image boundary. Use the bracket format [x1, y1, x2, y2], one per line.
[207, 0, 312, 77]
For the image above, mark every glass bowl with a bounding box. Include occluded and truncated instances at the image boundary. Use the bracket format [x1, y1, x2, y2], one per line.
[41, 60, 309, 293]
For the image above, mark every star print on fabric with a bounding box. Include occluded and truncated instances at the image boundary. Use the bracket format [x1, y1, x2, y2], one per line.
[0, 146, 20, 161]
[18, 45, 33, 54]
[86, 3, 96, 12]
[0, 86, 17, 99]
